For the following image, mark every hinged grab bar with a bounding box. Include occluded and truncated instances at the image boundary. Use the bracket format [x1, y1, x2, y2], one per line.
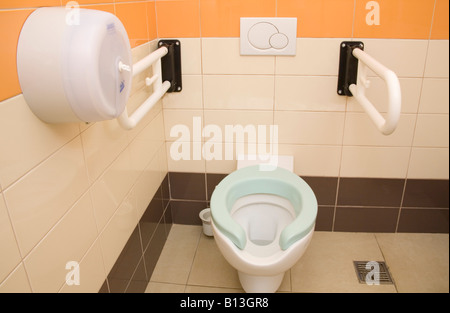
[337, 41, 401, 136]
[118, 40, 182, 130]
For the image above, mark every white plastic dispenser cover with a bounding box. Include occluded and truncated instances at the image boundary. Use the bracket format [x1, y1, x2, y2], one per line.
[17, 7, 132, 123]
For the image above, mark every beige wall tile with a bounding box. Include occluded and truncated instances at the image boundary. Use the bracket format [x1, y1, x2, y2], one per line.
[275, 76, 346, 111]
[0, 193, 21, 283]
[340, 146, 410, 178]
[413, 114, 449, 147]
[128, 112, 165, 176]
[133, 151, 164, 218]
[164, 109, 204, 142]
[424, 40, 449, 78]
[24, 192, 97, 292]
[99, 190, 138, 275]
[81, 119, 129, 183]
[347, 77, 422, 114]
[204, 142, 279, 174]
[419, 78, 449, 114]
[166, 142, 206, 173]
[59, 239, 106, 293]
[343, 113, 416, 147]
[179, 38, 202, 75]
[4, 137, 90, 256]
[0, 95, 80, 189]
[203, 75, 274, 110]
[157, 142, 169, 178]
[202, 38, 275, 75]
[278, 144, 342, 177]
[90, 147, 135, 232]
[205, 159, 237, 174]
[162, 75, 203, 109]
[275, 111, 345, 145]
[356, 39, 428, 78]
[408, 147, 449, 179]
[276, 38, 347, 76]
[204, 110, 274, 130]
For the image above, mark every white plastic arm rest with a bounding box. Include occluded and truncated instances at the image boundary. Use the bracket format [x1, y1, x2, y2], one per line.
[350, 48, 402, 136]
[117, 46, 170, 130]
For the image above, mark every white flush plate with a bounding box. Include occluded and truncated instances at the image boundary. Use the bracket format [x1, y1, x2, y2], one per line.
[240, 17, 297, 56]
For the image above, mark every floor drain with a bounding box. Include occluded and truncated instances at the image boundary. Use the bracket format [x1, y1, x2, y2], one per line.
[353, 261, 394, 285]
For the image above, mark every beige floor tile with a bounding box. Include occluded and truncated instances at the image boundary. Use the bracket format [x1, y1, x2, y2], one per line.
[150, 225, 202, 284]
[187, 234, 241, 289]
[145, 282, 186, 293]
[376, 233, 449, 293]
[185, 285, 244, 293]
[291, 232, 397, 293]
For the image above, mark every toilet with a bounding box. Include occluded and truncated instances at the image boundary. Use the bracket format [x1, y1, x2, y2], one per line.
[210, 156, 317, 293]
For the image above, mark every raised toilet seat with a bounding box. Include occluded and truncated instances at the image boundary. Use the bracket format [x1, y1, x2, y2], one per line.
[210, 165, 318, 292]
[210, 165, 317, 251]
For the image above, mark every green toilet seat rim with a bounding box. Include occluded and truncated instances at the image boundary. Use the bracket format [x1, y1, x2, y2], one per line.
[210, 165, 318, 251]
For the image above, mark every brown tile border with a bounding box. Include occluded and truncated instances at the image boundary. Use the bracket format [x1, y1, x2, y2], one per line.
[403, 179, 449, 208]
[337, 177, 404, 207]
[397, 208, 449, 233]
[169, 172, 206, 201]
[334, 206, 399, 233]
[167, 172, 449, 234]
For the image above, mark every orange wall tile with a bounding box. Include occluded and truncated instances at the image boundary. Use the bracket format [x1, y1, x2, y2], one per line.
[156, 0, 200, 38]
[0, 9, 33, 102]
[277, 0, 354, 38]
[0, 0, 60, 9]
[75, 0, 111, 4]
[79, 4, 115, 15]
[116, 2, 152, 48]
[354, 0, 435, 39]
[431, 0, 449, 39]
[200, 0, 276, 37]
[147, 1, 158, 41]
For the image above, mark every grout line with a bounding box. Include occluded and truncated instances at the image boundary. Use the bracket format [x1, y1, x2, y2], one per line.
[373, 233, 399, 293]
[182, 224, 203, 289]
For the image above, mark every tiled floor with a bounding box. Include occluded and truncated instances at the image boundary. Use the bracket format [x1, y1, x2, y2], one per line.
[145, 224, 449, 293]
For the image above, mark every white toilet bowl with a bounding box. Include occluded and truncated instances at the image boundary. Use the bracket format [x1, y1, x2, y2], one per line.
[210, 164, 317, 293]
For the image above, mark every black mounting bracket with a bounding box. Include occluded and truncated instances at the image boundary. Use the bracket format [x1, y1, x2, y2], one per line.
[159, 39, 182, 93]
[337, 41, 364, 96]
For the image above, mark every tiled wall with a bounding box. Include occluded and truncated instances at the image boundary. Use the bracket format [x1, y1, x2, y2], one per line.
[160, 1, 448, 233]
[0, 1, 167, 292]
[162, 0, 449, 180]
[0, 0, 449, 293]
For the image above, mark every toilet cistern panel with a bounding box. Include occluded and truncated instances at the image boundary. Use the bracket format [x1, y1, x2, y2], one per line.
[240, 18, 297, 56]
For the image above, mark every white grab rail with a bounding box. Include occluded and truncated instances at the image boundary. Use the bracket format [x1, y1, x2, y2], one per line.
[117, 46, 170, 130]
[349, 48, 401, 136]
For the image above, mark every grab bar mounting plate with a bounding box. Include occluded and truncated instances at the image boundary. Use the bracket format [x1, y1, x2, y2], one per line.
[337, 41, 364, 96]
[158, 39, 182, 93]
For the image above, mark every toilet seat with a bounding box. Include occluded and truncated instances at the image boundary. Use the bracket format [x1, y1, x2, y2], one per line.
[210, 165, 317, 251]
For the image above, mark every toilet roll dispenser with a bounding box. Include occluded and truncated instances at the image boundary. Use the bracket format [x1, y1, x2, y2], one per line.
[17, 7, 181, 130]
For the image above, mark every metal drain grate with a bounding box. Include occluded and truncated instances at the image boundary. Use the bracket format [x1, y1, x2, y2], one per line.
[353, 261, 394, 285]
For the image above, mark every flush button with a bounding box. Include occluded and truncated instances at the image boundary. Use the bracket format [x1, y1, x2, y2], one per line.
[248, 22, 278, 50]
[240, 17, 297, 56]
[269, 33, 289, 49]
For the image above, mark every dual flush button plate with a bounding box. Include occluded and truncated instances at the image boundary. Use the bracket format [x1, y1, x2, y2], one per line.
[240, 17, 297, 56]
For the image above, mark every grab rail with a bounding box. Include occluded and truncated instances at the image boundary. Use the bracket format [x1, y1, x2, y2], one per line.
[118, 40, 182, 130]
[338, 41, 401, 136]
